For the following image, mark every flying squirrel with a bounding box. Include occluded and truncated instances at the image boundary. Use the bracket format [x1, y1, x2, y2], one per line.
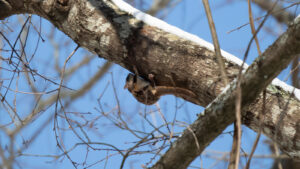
[124, 73, 201, 105]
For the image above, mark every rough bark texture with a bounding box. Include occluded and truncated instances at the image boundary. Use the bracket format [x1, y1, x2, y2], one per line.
[0, 0, 299, 167]
[151, 17, 300, 168]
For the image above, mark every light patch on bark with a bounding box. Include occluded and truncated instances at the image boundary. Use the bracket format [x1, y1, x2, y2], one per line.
[192, 69, 200, 76]
[86, 16, 111, 33]
[100, 23, 111, 32]
[283, 125, 296, 139]
[165, 34, 179, 42]
[279, 33, 288, 44]
[100, 35, 110, 46]
[65, 5, 80, 39]
[85, 0, 95, 12]
[41, 0, 56, 13]
[263, 127, 272, 136]
[271, 105, 281, 122]
[153, 34, 160, 41]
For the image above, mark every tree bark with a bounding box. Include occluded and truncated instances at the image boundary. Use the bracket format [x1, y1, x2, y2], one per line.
[1, 0, 299, 166]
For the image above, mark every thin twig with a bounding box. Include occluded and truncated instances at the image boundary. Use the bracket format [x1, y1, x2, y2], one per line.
[54, 45, 79, 168]
[243, 1, 265, 168]
[227, 2, 299, 34]
[202, 0, 229, 85]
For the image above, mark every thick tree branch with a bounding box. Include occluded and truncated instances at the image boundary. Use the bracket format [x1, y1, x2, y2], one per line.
[1, 0, 299, 167]
[150, 15, 300, 169]
[0, 0, 25, 20]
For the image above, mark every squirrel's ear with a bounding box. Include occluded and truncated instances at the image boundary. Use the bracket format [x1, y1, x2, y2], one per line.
[125, 73, 134, 89]
[125, 73, 136, 82]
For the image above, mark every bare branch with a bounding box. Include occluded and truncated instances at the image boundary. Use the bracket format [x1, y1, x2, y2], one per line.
[150, 16, 300, 169]
[202, 0, 229, 85]
[1, 0, 299, 168]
